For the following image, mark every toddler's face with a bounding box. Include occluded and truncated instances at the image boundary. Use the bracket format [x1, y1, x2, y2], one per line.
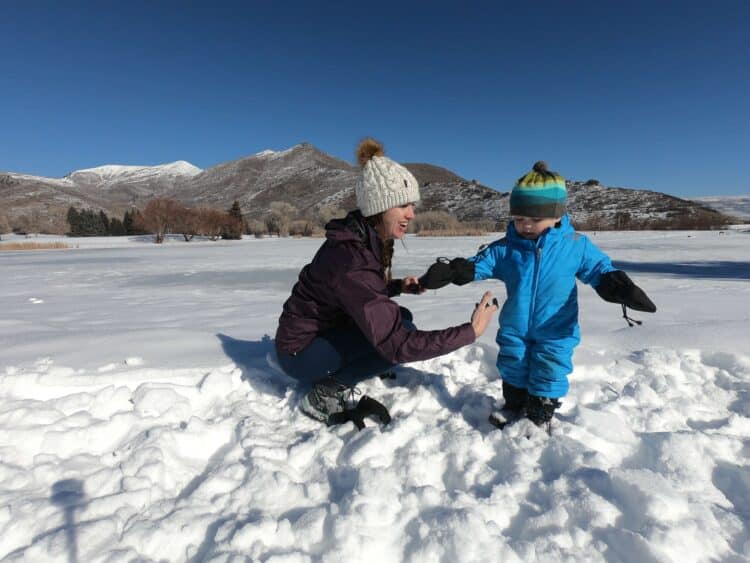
[513, 216, 560, 240]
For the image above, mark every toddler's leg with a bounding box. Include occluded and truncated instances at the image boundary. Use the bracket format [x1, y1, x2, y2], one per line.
[527, 338, 576, 399]
[496, 333, 531, 391]
[524, 337, 577, 427]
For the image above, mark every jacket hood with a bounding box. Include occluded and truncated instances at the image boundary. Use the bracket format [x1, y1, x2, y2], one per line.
[507, 213, 573, 246]
[325, 210, 380, 248]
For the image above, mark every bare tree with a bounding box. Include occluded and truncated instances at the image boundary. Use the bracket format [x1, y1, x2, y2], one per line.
[289, 219, 315, 237]
[315, 205, 345, 228]
[266, 201, 297, 237]
[198, 207, 227, 241]
[246, 219, 266, 238]
[172, 205, 201, 241]
[411, 211, 459, 233]
[140, 198, 182, 243]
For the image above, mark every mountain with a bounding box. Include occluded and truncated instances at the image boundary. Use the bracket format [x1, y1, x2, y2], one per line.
[166, 144, 356, 213]
[0, 161, 204, 233]
[0, 144, 735, 233]
[691, 195, 750, 220]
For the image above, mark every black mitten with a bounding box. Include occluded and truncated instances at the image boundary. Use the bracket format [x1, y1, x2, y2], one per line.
[419, 258, 455, 290]
[419, 257, 476, 290]
[449, 257, 475, 285]
[595, 270, 656, 313]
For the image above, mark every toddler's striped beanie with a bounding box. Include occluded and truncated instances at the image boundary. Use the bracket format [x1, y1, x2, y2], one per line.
[510, 161, 567, 218]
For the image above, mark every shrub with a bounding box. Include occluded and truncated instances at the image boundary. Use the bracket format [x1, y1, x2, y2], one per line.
[289, 220, 315, 237]
[411, 211, 460, 233]
[0, 242, 71, 251]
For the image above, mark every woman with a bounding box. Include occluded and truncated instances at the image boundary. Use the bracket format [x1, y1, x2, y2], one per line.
[275, 138, 498, 429]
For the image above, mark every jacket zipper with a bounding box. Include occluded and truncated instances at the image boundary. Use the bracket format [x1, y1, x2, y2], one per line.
[528, 245, 542, 334]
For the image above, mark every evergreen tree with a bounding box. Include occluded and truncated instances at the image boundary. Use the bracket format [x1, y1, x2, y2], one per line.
[123, 208, 147, 235]
[0, 213, 10, 240]
[229, 200, 243, 222]
[222, 200, 244, 239]
[109, 217, 126, 236]
[123, 210, 134, 234]
[98, 211, 110, 235]
[66, 206, 80, 236]
[79, 210, 98, 236]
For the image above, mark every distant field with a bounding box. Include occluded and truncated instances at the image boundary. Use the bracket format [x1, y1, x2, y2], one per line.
[0, 241, 71, 251]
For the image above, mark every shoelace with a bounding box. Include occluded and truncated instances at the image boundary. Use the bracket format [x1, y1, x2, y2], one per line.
[316, 378, 361, 408]
[621, 304, 643, 327]
[342, 384, 362, 407]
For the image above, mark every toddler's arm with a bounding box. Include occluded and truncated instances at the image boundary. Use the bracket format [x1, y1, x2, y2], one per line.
[419, 257, 475, 290]
[595, 270, 656, 313]
[577, 237, 656, 314]
[418, 239, 505, 290]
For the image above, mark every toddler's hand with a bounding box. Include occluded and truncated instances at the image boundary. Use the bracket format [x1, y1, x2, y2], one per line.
[402, 276, 425, 294]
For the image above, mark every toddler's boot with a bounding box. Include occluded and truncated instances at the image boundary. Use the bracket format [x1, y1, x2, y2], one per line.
[525, 394, 561, 427]
[489, 381, 529, 429]
[502, 381, 528, 413]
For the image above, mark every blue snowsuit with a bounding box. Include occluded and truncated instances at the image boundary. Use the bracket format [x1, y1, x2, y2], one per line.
[469, 214, 615, 398]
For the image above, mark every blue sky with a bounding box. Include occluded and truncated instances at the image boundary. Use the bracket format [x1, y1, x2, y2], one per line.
[1, 0, 747, 197]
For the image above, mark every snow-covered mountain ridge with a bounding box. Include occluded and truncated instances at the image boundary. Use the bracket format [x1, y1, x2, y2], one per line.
[692, 195, 750, 219]
[0, 144, 739, 233]
[65, 160, 202, 187]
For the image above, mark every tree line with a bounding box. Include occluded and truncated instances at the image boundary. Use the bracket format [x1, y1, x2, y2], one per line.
[65, 200, 245, 243]
[53, 196, 740, 244]
[64, 199, 343, 242]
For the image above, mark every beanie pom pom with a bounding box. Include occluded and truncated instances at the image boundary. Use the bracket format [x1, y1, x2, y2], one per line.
[533, 160, 548, 174]
[357, 138, 384, 168]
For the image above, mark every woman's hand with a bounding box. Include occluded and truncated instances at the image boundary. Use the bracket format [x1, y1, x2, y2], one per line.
[402, 276, 425, 294]
[471, 291, 499, 338]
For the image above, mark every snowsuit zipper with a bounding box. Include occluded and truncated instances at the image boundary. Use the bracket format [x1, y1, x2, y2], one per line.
[528, 245, 542, 334]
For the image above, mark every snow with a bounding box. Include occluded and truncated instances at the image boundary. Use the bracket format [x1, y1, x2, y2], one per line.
[5, 173, 75, 187]
[693, 195, 750, 219]
[254, 146, 297, 161]
[1, 229, 749, 562]
[65, 161, 203, 185]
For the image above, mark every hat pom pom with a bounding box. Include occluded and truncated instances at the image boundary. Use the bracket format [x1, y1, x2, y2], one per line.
[533, 160, 548, 174]
[357, 138, 384, 168]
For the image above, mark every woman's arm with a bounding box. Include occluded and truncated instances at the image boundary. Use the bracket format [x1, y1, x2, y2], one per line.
[336, 266, 494, 364]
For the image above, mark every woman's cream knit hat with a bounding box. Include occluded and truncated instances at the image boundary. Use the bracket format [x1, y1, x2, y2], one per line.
[355, 138, 420, 217]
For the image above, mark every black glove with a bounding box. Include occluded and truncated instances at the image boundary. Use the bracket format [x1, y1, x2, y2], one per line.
[328, 396, 391, 430]
[595, 270, 656, 313]
[419, 257, 475, 290]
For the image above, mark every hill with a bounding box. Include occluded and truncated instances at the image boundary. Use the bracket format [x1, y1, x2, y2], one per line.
[0, 144, 734, 233]
[692, 195, 750, 220]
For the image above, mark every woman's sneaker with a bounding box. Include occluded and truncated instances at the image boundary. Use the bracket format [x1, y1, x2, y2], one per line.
[300, 378, 391, 430]
[300, 378, 358, 424]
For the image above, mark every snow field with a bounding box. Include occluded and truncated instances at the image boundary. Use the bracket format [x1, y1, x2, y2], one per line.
[1, 230, 749, 561]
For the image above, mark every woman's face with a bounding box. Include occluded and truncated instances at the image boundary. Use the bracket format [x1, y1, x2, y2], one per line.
[513, 216, 559, 240]
[377, 203, 416, 240]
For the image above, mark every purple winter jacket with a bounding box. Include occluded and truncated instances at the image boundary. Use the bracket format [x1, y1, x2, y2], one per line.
[275, 211, 475, 363]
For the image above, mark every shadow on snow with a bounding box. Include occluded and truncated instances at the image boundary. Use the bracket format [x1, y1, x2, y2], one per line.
[613, 260, 750, 281]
